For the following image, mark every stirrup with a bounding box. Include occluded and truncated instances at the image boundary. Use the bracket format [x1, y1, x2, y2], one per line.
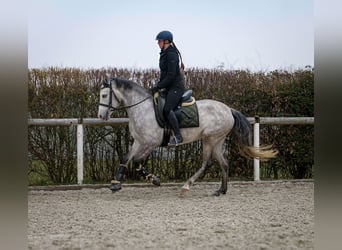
[168, 136, 183, 146]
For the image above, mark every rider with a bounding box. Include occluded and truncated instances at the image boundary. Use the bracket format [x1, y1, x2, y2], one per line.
[152, 30, 185, 146]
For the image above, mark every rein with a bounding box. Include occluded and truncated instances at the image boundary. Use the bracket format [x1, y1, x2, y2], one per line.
[99, 79, 150, 111]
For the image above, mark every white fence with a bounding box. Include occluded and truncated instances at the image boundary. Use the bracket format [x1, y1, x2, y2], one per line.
[28, 117, 314, 184]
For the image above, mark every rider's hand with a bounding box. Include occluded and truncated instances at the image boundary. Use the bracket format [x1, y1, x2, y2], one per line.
[151, 86, 158, 94]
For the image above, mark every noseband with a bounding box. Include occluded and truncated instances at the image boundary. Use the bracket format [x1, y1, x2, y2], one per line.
[98, 79, 150, 111]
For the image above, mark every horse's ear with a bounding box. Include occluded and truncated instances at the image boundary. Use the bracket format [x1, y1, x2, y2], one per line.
[104, 73, 112, 85]
[99, 73, 112, 88]
[100, 78, 109, 88]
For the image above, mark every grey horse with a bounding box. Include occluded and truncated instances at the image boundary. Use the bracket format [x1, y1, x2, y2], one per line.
[98, 77, 278, 196]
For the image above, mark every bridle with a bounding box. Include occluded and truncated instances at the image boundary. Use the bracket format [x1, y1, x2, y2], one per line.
[98, 79, 150, 111]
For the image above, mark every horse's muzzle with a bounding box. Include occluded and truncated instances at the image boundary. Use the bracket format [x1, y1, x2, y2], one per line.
[98, 113, 109, 121]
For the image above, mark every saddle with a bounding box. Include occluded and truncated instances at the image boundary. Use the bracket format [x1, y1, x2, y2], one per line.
[153, 89, 199, 129]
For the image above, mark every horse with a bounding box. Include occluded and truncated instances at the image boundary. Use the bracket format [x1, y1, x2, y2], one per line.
[98, 77, 278, 196]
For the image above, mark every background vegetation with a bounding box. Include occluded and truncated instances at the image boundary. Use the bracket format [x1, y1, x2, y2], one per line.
[28, 67, 314, 185]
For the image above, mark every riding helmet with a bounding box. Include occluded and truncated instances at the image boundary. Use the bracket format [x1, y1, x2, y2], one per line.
[155, 31, 173, 42]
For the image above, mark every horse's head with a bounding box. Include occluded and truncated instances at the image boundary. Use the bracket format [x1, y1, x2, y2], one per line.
[98, 79, 122, 120]
[98, 77, 151, 120]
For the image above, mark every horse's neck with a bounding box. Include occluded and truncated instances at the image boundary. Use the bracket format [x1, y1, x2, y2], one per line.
[115, 89, 134, 106]
[126, 97, 152, 116]
[119, 91, 132, 106]
[119, 90, 151, 116]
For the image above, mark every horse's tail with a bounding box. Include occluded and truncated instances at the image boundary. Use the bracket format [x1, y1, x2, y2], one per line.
[231, 109, 278, 160]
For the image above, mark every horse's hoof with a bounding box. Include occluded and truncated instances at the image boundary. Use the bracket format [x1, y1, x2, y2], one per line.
[109, 184, 121, 193]
[109, 181, 121, 193]
[212, 189, 226, 196]
[180, 188, 189, 197]
[212, 191, 221, 196]
[152, 176, 161, 186]
[146, 174, 161, 186]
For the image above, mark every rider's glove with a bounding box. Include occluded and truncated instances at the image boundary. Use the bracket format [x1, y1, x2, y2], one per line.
[151, 86, 159, 95]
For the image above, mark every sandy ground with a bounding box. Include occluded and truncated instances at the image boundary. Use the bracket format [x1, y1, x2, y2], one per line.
[28, 180, 314, 250]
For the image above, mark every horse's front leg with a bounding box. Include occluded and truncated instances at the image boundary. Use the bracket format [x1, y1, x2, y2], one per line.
[109, 142, 141, 192]
[132, 146, 160, 185]
[109, 164, 128, 192]
[135, 159, 160, 186]
[110, 142, 157, 192]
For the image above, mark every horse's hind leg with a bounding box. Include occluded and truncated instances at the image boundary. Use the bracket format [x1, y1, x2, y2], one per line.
[181, 140, 213, 195]
[212, 138, 229, 196]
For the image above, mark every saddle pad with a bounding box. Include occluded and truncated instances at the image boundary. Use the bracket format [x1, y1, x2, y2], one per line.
[176, 103, 199, 128]
[153, 92, 199, 128]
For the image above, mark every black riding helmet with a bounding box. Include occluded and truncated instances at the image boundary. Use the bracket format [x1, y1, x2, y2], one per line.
[155, 30, 173, 43]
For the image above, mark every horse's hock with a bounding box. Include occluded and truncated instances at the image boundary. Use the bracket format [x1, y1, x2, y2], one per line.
[28, 180, 314, 250]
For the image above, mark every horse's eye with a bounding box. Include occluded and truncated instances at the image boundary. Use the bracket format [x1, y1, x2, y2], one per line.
[102, 94, 107, 98]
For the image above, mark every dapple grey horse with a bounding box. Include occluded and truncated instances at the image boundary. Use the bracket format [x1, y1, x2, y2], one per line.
[98, 77, 277, 196]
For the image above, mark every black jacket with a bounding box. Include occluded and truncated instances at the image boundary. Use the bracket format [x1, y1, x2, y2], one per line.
[157, 45, 184, 91]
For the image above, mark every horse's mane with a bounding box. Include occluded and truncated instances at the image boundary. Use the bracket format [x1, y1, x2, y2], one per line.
[112, 77, 151, 96]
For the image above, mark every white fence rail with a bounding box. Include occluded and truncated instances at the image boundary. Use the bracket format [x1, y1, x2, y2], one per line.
[28, 117, 314, 184]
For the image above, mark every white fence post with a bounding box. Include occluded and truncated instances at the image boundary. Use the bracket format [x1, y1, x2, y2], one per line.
[77, 123, 84, 185]
[253, 116, 260, 181]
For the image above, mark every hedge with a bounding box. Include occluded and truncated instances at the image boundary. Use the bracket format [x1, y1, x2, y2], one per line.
[28, 67, 314, 184]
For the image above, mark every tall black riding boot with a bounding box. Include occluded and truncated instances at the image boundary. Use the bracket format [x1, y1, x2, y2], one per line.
[167, 110, 183, 146]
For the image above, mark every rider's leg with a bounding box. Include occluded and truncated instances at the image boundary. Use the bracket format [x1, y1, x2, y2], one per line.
[167, 110, 183, 145]
[164, 89, 183, 146]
